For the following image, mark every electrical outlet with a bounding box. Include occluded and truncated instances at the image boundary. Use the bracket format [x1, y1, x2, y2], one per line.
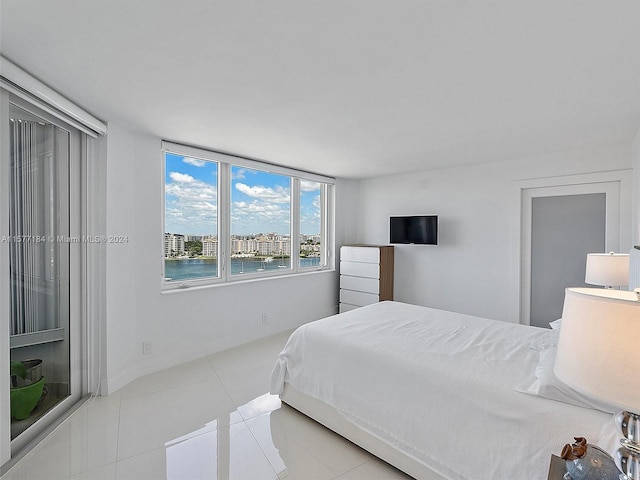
[143, 341, 152, 355]
[261, 313, 268, 326]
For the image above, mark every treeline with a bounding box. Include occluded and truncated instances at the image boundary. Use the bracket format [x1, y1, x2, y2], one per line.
[185, 240, 202, 256]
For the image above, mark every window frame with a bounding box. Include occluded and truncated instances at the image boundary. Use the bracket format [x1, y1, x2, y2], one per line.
[161, 141, 335, 290]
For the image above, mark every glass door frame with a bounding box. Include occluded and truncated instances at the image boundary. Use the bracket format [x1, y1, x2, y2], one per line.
[0, 90, 88, 464]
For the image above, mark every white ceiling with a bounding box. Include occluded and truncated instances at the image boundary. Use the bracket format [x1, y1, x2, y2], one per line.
[1, 0, 639, 179]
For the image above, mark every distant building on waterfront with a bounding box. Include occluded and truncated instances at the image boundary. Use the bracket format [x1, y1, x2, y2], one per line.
[301, 234, 321, 244]
[183, 234, 203, 242]
[232, 238, 258, 254]
[164, 232, 317, 259]
[164, 233, 185, 257]
[202, 237, 218, 257]
[300, 243, 320, 255]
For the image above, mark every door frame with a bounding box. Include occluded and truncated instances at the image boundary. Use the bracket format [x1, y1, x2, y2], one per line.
[511, 170, 632, 325]
[0, 92, 90, 465]
[0, 85, 11, 468]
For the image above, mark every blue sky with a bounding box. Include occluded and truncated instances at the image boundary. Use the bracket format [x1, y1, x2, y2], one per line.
[165, 153, 320, 236]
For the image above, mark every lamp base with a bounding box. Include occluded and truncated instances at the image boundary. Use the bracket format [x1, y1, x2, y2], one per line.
[616, 446, 639, 480]
[615, 412, 640, 480]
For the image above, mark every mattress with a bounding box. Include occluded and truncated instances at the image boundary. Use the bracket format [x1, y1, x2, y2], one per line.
[270, 301, 611, 480]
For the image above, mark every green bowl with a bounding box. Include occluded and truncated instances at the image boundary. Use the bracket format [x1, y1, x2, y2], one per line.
[10, 376, 45, 420]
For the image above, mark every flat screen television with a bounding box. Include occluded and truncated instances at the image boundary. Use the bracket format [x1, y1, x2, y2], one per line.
[390, 215, 438, 245]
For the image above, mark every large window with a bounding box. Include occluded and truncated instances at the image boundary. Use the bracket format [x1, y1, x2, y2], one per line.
[299, 181, 323, 269]
[162, 142, 334, 288]
[164, 153, 218, 282]
[230, 166, 291, 275]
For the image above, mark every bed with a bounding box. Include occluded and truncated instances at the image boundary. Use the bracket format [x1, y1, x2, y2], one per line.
[270, 301, 613, 480]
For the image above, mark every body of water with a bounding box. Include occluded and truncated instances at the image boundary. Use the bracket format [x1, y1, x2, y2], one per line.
[164, 257, 321, 281]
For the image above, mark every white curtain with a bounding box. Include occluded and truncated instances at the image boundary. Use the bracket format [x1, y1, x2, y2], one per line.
[9, 118, 58, 336]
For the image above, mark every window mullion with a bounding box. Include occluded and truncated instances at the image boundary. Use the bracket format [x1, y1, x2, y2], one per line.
[291, 178, 300, 272]
[324, 184, 334, 269]
[320, 184, 327, 267]
[219, 162, 231, 282]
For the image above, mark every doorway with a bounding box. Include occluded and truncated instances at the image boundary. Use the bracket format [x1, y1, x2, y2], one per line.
[530, 194, 605, 327]
[1, 93, 85, 459]
[519, 177, 628, 326]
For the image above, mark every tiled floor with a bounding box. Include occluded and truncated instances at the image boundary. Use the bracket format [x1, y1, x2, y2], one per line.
[2, 330, 412, 480]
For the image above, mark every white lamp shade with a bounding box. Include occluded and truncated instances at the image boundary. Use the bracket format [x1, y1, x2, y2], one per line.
[554, 288, 640, 413]
[585, 253, 629, 287]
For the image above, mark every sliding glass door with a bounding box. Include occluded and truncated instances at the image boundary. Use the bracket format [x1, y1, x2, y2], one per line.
[3, 94, 84, 455]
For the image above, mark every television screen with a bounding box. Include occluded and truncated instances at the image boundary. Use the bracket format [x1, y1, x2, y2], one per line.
[390, 215, 438, 245]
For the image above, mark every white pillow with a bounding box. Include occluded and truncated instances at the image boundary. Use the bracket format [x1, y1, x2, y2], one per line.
[516, 343, 618, 414]
[527, 326, 560, 351]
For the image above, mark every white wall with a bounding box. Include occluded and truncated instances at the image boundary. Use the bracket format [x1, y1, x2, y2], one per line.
[103, 124, 139, 392]
[354, 146, 634, 323]
[335, 177, 360, 247]
[101, 124, 350, 393]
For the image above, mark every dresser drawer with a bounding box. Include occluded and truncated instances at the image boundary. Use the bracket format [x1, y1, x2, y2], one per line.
[340, 275, 380, 294]
[339, 245, 394, 309]
[340, 261, 380, 279]
[340, 289, 379, 306]
[340, 246, 380, 263]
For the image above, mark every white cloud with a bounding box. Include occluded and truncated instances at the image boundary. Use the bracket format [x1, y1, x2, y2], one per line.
[183, 157, 208, 167]
[169, 172, 195, 183]
[300, 194, 320, 234]
[300, 180, 320, 192]
[166, 179, 216, 201]
[165, 173, 217, 234]
[235, 183, 290, 203]
[234, 202, 282, 214]
[231, 200, 290, 234]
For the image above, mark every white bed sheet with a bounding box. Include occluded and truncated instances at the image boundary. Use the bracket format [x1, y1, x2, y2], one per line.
[270, 301, 611, 480]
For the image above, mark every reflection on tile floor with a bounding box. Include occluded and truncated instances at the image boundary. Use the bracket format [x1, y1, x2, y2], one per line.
[1, 330, 412, 480]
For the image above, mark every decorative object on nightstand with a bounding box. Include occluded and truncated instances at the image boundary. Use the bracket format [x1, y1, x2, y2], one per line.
[555, 288, 640, 480]
[558, 437, 621, 480]
[548, 454, 567, 480]
[339, 245, 393, 313]
[585, 252, 629, 289]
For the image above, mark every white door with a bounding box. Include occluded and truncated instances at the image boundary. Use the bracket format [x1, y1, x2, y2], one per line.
[1, 93, 85, 463]
[529, 193, 606, 327]
[519, 176, 630, 326]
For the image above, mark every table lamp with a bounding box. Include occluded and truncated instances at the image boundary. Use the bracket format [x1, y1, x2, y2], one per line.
[555, 288, 640, 479]
[585, 252, 630, 289]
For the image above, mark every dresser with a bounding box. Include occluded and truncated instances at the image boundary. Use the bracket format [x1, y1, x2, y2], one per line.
[339, 245, 394, 313]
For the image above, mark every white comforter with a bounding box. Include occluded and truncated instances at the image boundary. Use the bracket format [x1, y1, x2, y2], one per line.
[270, 301, 610, 480]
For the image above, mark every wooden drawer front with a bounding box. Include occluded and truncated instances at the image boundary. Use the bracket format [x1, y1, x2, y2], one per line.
[340, 246, 380, 263]
[340, 275, 380, 294]
[340, 261, 380, 279]
[340, 289, 379, 306]
[339, 303, 360, 313]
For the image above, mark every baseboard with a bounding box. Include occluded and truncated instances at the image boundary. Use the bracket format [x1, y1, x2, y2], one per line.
[100, 363, 138, 395]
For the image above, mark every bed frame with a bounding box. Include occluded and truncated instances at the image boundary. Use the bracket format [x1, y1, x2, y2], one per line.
[281, 383, 446, 480]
